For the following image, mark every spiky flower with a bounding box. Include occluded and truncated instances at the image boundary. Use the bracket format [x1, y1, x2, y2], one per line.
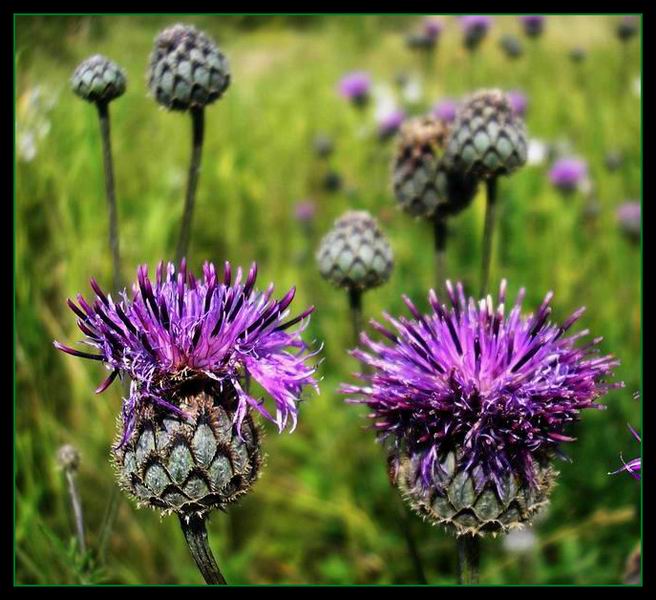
[616, 16, 639, 42]
[316, 211, 393, 292]
[148, 23, 230, 111]
[549, 157, 587, 193]
[460, 16, 493, 51]
[444, 89, 527, 180]
[616, 201, 641, 242]
[54, 260, 319, 516]
[338, 72, 371, 108]
[71, 55, 126, 104]
[519, 16, 545, 38]
[392, 116, 478, 219]
[610, 424, 641, 481]
[342, 280, 620, 536]
[499, 35, 524, 60]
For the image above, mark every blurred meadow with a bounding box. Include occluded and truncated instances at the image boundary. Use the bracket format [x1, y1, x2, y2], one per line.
[15, 14, 641, 585]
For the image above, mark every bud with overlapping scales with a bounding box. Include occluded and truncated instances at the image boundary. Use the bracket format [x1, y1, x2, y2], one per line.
[444, 89, 527, 180]
[316, 211, 393, 292]
[71, 55, 126, 104]
[392, 116, 477, 219]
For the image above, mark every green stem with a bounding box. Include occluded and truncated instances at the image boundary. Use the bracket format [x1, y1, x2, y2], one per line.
[479, 177, 498, 297]
[348, 287, 363, 348]
[96, 102, 122, 293]
[457, 535, 480, 584]
[64, 469, 86, 554]
[96, 486, 119, 562]
[179, 514, 227, 585]
[433, 214, 447, 292]
[176, 108, 205, 264]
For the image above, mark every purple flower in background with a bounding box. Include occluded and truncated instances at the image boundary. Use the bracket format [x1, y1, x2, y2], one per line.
[378, 108, 406, 140]
[423, 17, 444, 40]
[507, 90, 528, 117]
[432, 98, 458, 123]
[342, 280, 620, 493]
[549, 157, 588, 193]
[611, 424, 641, 481]
[338, 71, 372, 107]
[294, 199, 317, 223]
[616, 201, 641, 240]
[519, 15, 546, 38]
[460, 15, 493, 51]
[55, 260, 319, 445]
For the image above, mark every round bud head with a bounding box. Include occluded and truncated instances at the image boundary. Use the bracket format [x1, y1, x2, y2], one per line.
[316, 211, 393, 292]
[57, 444, 81, 471]
[393, 448, 556, 537]
[499, 34, 524, 59]
[113, 385, 261, 518]
[71, 55, 126, 104]
[323, 170, 343, 192]
[444, 89, 528, 180]
[392, 116, 477, 219]
[616, 16, 639, 42]
[148, 23, 230, 111]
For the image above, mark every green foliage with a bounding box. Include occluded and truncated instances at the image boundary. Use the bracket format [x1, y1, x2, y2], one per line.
[16, 15, 640, 584]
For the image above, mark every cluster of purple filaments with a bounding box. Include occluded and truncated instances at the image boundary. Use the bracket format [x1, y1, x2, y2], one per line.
[342, 280, 621, 495]
[55, 260, 320, 446]
[611, 424, 641, 481]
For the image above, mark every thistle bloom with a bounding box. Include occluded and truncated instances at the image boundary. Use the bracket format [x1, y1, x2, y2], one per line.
[342, 281, 619, 519]
[338, 71, 372, 107]
[377, 108, 406, 140]
[432, 98, 458, 123]
[460, 16, 493, 50]
[616, 201, 641, 240]
[424, 17, 444, 40]
[507, 90, 528, 118]
[611, 425, 641, 481]
[549, 158, 588, 193]
[519, 15, 545, 38]
[54, 260, 319, 446]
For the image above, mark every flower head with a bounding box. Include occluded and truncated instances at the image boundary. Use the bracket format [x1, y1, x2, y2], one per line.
[55, 260, 319, 446]
[338, 71, 372, 106]
[424, 17, 444, 40]
[294, 199, 317, 223]
[549, 157, 588, 193]
[431, 98, 458, 123]
[507, 90, 528, 118]
[519, 15, 545, 38]
[342, 280, 620, 496]
[616, 201, 641, 240]
[460, 16, 493, 50]
[611, 424, 641, 480]
[377, 108, 406, 140]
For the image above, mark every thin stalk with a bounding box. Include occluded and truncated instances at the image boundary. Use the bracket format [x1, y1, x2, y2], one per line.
[479, 177, 498, 297]
[176, 108, 205, 264]
[64, 469, 86, 554]
[96, 102, 122, 293]
[96, 486, 119, 562]
[457, 535, 480, 584]
[179, 514, 227, 585]
[433, 214, 447, 292]
[348, 287, 363, 347]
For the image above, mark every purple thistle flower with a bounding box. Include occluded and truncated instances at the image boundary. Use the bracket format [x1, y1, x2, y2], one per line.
[294, 199, 317, 223]
[519, 15, 545, 38]
[507, 90, 528, 118]
[616, 201, 641, 240]
[377, 108, 406, 139]
[338, 71, 372, 107]
[54, 260, 320, 446]
[431, 98, 458, 123]
[423, 17, 444, 40]
[611, 424, 641, 481]
[549, 157, 588, 193]
[342, 280, 620, 495]
[460, 16, 493, 50]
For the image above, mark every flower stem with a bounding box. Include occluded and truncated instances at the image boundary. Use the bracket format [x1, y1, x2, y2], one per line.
[479, 176, 498, 297]
[96, 486, 119, 563]
[433, 213, 447, 292]
[96, 102, 122, 293]
[64, 468, 86, 554]
[179, 514, 227, 585]
[457, 535, 480, 584]
[176, 108, 205, 264]
[348, 287, 363, 347]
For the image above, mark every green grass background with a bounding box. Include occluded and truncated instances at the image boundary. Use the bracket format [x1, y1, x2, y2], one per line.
[15, 15, 641, 585]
